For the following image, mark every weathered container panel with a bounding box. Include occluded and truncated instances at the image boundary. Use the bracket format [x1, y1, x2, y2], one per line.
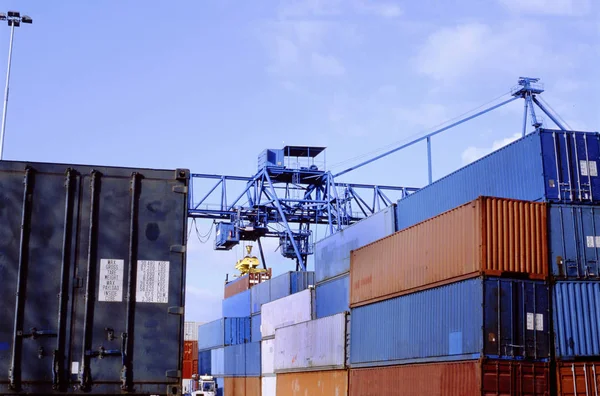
[184, 340, 199, 361]
[553, 281, 600, 359]
[261, 339, 275, 375]
[276, 370, 348, 396]
[222, 289, 251, 317]
[290, 271, 315, 293]
[251, 281, 270, 314]
[0, 161, 189, 395]
[315, 205, 396, 283]
[350, 278, 550, 367]
[245, 342, 261, 377]
[275, 313, 348, 372]
[261, 289, 314, 338]
[349, 360, 550, 396]
[316, 274, 350, 318]
[352, 197, 548, 307]
[197, 317, 251, 351]
[270, 271, 314, 302]
[396, 129, 600, 231]
[261, 376, 276, 396]
[556, 361, 600, 396]
[224, 275, 251, 299]
[549, 204, 600, 279]
[224, 344, 245, 377]
[223, 377, 261, 396]
[251, 313, 261, 342]
[211, 348, 225, 377]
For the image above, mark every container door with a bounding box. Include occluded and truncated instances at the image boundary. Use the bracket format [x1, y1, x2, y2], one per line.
[542, 131, 600, 203]
[549, 205, 600, 279]
[481, 360, 550, 395]
[557, 362, 600, 396]
[0, 167, 80, 393]
[483, 279, 550, 360]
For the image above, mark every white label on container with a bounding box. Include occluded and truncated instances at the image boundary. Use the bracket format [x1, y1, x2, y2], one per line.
[136, 260, 170, 303]
[581, 160, 589, 176]
[580, 160, 598, 177]
[98, 259, 124, 302]
[587, 236, 595, 248]
[71, 361, 79, 374]
[527, 313, 534, 330]
[590, 161, 598, 177]
[535, 314, 544, 331]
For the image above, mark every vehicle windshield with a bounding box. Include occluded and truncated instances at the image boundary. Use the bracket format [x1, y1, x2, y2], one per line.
[203, 382, 215, 391]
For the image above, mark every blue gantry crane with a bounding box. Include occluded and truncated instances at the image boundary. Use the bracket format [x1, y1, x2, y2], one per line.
[187, 77, 570, 270]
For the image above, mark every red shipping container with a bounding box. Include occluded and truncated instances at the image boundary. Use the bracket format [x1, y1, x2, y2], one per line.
[224, 270, 272, 298]
[192, 359, 198, 376]
[183, 340, 198, 361]
[556, 361, 600, 396]
[349, 359, 549, 396]
[182, 360, 193, 379]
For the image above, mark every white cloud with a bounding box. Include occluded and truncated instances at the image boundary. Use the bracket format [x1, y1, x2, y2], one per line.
[414, 22, 549, 83]
[461, 132, 521, 165]
[498, 0, 591, 16]
[311, 52, 345, 76]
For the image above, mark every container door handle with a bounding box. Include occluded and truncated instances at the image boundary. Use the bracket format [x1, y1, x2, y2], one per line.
[585, 363, 590, 396]
[592, 364, 598, 396]
[572, 364, 579, 396]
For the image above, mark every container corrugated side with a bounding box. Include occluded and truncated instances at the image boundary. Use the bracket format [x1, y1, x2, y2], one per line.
[314, 205, 396, 283]
[184, 340, 199, 361]
[274, 313, 348, 373]
[261, 376, 276, 396]
[556, 361, 600, 396]
[276, 370, 348, 396]
[549, 204, 600, 279]
[245, 342, 261, 377]
[349, 277, 550, 367]
[211, 348, 225, 377]
[349, 360, 550, 396]
[396, 129, 600, 231]
[223, 377, 261, 396]
[197, 317, 251, 351]
[261, 288, 314, 338]
[290, 271, 315, 293]
[223, 344, 245, 377]
[351, 197, 548, 307]
[0, 160, 190, 395]
[198, 350, 211, 376]
[251, 313, 261, 342]
[251, 281, 270, 314]
[261, 339, 275, 375]
[222, 289, 251, 317]
[316, 274, 349, 318]
[553, 281, 600, 359]
[270, 271, 315, 301]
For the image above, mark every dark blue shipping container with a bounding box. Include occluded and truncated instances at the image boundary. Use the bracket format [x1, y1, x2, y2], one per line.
[396, 129, 600, 231]
[349, 277, 550, 367]
[549, 204, 600, 279]
[198, 350, 211, 376]
[315, 274, 350, 319]
[197, 317, 251, 351]
[222, 289, 251, 317]
[553, 281, 600, 359]
[251, 314, 261, 342]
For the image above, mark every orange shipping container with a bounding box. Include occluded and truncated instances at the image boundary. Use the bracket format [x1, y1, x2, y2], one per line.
[556, 361, 600, 396]
[223, 377, 261, 396]
[351, 196, 548, 307]
[276, 370, 348, 396]
[349, 359, 550, 396]
[183, 340, 198, 361]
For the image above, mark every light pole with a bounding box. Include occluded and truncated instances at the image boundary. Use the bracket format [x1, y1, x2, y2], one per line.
[0, 11, 32, 160]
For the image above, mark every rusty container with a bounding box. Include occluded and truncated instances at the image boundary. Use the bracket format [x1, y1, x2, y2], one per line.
[349, 359, 550, 396]
[223, 377, 261, 396]
[184, 340, 199, 361]
[224, 270, 273, 299]
[351, 196, 548, 307]
[276, 370, 348, 396]
[556, 361, 600, 396]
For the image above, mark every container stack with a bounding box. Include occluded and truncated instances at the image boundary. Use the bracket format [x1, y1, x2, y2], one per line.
[183, 321, 202, 393]
[385, 128, 600, 394]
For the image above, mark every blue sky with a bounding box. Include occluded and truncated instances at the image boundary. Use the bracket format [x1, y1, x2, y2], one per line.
[1, 0, 598, 322]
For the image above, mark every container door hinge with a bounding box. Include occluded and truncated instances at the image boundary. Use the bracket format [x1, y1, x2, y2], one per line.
[172, 185, 188, 194]
[170, 245, 186, 253]
[168, 307, 184, 315]
[165, 369, 181, 378]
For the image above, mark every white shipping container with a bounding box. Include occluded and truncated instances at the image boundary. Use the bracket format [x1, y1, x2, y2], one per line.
[182, 379, 196, 393]
[261, 339, 275, 375]
[274, 312, 348, 373]
[184, 321, 202, 340]
[261, 288, 314, 338]
[261, 376, 276, 396]
[210, 347, 225, 376]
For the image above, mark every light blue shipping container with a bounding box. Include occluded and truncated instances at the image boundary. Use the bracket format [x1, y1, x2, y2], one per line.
[216, 378, 224, 396]
[315, 274, 350, 319]
[349, 277, 550, 367]
[396, 129, 600, 231]
[553, 281, 600, 359]
[211, 347, 224, 376]
[223, 343, 245, 377]
[251, 280, 270, 314]
[549, 204, 600, 279]
[245, 342, 261, 377]
[222, 289, 251, 317]
[211, 342, 261, 377]
[197, 317, 251, 351]
[314, 205, 396, 283]
[251, 313, 261, 342]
